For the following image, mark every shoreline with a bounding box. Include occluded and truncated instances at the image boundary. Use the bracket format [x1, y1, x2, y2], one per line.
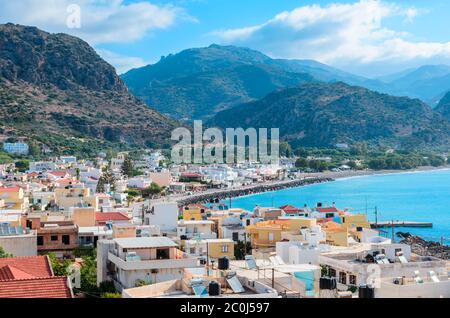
[173, 165, 450, 206]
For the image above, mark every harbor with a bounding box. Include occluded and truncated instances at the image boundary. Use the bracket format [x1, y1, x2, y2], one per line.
[371, 221, 433, 229]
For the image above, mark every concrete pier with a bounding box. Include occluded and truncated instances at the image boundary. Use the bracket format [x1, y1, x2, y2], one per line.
[371, 221, 433, 228]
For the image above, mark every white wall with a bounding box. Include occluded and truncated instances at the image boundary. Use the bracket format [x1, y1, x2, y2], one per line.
[0, 234, 37, 256]
[376, 280, 450, 298]
[145, 202, 178, 232]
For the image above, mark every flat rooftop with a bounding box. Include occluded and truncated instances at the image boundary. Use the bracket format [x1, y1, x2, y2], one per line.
[114, 237, 178, 249]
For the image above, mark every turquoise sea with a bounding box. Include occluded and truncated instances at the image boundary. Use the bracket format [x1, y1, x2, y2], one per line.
[227, 169, 450, 244]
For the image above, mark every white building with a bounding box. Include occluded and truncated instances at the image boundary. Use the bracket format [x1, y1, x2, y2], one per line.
[144, 202, 178, 233]
[376, 274, 450, 298]
[177, 220, 217, 239]
[128, 177, 152, 189]
[59, 156, 77, 164]
[318, 243, 447, 288]
[97, 237, 198, 290]
[29, 161, 57, 173]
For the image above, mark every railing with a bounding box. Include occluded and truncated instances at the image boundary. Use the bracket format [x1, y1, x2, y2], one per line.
[108, 252, 198, 271]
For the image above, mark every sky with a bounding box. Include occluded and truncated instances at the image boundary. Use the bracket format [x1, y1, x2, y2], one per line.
[0, 0, 449, 77]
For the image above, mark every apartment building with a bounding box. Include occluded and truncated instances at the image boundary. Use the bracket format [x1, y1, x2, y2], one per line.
[97, 237, 198, 290]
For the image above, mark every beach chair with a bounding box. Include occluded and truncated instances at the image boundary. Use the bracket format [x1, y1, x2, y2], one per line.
[398, 255, 408, 264]
[414, 271, 423, 284]
[429, 271, 440, 283]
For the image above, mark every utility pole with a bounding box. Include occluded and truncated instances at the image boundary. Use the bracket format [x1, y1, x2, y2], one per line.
[272, 268, 275, 288]
[391, 219, 395, 242]
[374, 206, 378, 227]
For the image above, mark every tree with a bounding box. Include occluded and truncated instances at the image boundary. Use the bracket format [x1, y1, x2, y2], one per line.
[234, 241, 252, 260]
[0, 246, 12, 258]
[294, 148, 309, 157]
[101, 293, 122, 298]
[142, 183, 162, 198]
[96, 166, 115, 193]
[309, 160, 328, 172]
[79, 255, 98, 294]
[295, 158, 308, 169]
[279, 142, 293, 158]
[15, 159, 29, 172]
[121, 155, 134, 177]
[48, 253, 70, 276]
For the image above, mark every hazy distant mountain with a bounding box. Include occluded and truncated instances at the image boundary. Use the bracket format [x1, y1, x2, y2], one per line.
[210, 82, 450, 149]
[0, 23, 177, 155]
[123, 44, 450, 120]
[378, 65, 450, 105]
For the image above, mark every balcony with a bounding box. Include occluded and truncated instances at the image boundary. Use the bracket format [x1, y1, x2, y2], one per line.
[108, 251, 198, 271]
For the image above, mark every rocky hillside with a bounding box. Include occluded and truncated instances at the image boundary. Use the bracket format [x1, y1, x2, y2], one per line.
[0, 24, 177, 155]
[209, 82, 450, 148]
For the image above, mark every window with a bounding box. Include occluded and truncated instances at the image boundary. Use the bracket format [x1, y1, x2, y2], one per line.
[329, 268, 337, 277]
[349, 275, 357, 286]
[190, 248, 196, 254]
[51, 235, 58, 241]
[62, 235, 70, 245]
[232, 232, 239, 242]
[339, 272, 347, 285]
[156, 248, 170, 260]
[268, 232, 274, 242]
[37, 236, 44, 246]
[221, 245, 229, 253]
[193, 227, 198, 233]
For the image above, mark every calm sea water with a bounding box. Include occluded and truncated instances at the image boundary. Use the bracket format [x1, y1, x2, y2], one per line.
[226, 169, 450, 244]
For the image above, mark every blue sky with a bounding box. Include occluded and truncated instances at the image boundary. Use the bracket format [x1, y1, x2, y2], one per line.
[1, 0, 449, 77]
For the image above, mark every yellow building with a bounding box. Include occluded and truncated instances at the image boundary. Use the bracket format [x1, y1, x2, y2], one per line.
[246, 220, 287, 248]
[183, 209, 203, 221]
[71, 207, 96, 227]
[246, 218, 318, 249]
[113, 224, 137, 239]
[322, 222, 349, 247]
[182, 204, 209, 221]
[339, 214, 370, 230]
[206, 239, 235, 260]
[55, 187, 97, 211]
[184, 238, 235, 260]
[0, 186, 29, 211]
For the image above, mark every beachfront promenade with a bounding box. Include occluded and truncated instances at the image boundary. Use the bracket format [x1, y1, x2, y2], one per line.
[158, 169, 382, 206]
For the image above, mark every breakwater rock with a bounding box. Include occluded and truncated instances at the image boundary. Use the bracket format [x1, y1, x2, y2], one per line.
[177, 177, 333, 206]
[397, 232, 449, 260]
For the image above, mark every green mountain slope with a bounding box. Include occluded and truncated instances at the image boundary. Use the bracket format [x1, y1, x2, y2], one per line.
[209, 82, 450, 149]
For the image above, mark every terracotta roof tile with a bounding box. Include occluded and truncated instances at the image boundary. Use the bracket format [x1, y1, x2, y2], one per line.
[95, 212, 130, 222]
[0, 277, 72, 298]
[0, 256, 53, 280]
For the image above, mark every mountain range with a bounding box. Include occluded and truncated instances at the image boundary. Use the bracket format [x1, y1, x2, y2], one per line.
[122, 45, 450, 120]
[1, 24, 450, 154]
[209, 82, 450, 149]
[0, 23, 177, 155]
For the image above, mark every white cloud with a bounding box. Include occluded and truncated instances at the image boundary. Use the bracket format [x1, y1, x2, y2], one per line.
[212, 0, 450, 67]
[0, 0, 185, 45]
[96, 49, 151, 74]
